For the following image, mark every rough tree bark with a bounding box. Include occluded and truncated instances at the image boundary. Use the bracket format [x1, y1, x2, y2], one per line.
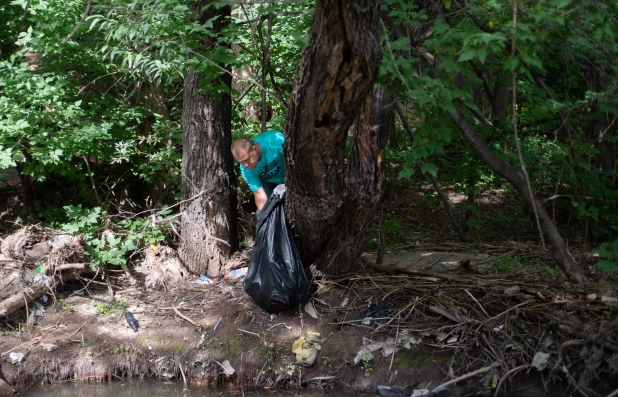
[179, 3, 238, 277]
[284, 0, 383, 269]
[315, 85, 394, 274]
[448, 108, 586, 284]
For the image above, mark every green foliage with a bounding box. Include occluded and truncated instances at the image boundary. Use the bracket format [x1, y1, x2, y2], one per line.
[593, 239, 618, 272]
[49, 205, 171, 269]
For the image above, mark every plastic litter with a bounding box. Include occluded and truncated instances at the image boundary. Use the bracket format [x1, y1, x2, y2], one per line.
[40, 294, 49, 304]
[10, 352, 25, 364]
[504, 285, 521, 296]
[42, 343, 57, 352]
[292, 332, 322, 367]
[124, 311, 138, 332]
[304, 301, 318, 319]
[531, 351, 550, 371]
[213, 316, 222, 331]
[199, 275, 214, 284]
[216, 360, 235, 376]
[224, 267, 248, 280]
[243, 185, 309, 313]
[355, 305, 395, 327]
[376, 385, 409, 396]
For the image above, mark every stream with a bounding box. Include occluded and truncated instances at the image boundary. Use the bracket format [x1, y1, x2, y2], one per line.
[20, 379, 353, 397]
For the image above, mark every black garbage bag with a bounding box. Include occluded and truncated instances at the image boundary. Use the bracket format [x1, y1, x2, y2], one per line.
[243, 185, 309, 313]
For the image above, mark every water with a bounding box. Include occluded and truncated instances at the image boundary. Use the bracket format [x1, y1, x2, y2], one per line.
[21, 380, 344, 397]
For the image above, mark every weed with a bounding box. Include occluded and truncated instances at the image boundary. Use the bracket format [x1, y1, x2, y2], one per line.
[54, 298, 74, 314]
[362, 360, 374, 377]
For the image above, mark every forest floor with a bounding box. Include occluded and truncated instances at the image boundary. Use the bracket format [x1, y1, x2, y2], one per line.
[1, 172, 618, 396]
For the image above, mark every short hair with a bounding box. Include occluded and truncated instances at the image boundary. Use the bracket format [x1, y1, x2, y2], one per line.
[231, 138, 254, 158]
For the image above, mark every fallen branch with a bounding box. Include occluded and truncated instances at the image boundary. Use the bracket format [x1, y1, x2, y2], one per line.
[238, 329, 261, 338]
[494, 365, 529, 397]
[173, 307, 197, 326]
[0, 263, 87, 318]
[441, 364, 496, 388]
[367, 262, 464, 282]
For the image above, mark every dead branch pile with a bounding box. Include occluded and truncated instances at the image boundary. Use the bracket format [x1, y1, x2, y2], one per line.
[314, 261, 618, 395]
[136, 245, 187, 289]
[0, 227, 89, 318]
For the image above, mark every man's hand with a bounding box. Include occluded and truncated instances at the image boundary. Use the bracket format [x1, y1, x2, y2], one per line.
[253, 187, 268, 211]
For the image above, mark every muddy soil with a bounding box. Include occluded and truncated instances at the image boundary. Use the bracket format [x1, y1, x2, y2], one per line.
[0, 274, 455, 394]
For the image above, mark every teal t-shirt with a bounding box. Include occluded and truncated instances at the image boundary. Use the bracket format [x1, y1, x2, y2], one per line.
[240, 130, 285, 192]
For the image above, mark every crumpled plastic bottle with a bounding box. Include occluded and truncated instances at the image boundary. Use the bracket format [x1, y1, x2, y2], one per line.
[224, 267, 248, 280]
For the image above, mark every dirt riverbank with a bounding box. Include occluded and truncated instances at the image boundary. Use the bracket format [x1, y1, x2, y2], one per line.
[0, 266, 456, 394]
[2, 245, 618, 396]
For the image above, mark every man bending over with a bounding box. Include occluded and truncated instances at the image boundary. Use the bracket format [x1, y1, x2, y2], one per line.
[231, 130, 285, 212]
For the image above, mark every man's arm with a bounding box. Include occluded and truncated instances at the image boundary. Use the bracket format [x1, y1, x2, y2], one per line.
[253, 187, 268, 211]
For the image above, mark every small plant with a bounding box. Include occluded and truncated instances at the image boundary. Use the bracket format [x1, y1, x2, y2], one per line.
[362, 359, 374, 377]
[361, 349, 373, 377]
[594, 239, 618, 273]
[92, 300, 115, 316]
[54, 298, 74, 314]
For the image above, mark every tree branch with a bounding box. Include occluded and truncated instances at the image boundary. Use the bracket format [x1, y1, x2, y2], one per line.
[60, 0, 93, 45]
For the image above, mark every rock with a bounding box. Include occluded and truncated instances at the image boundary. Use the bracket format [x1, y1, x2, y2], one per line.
[0, 378, 12, 397]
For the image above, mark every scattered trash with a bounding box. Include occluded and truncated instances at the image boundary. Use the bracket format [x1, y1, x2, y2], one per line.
[10, 352, 25, 364]
[305, 331, 322, 344]
[304, 301, 318, 319]
[353, 347, 374, 366]
[493, 325, 504, 333]
[224, 267, 248, 280]
[215, 359, 235, 376]
[27, 301, 46, 325]
[531, 351, 550, 371]
[270, 313, 277, 321]
[411, 385, 453, 397]
[213, 316, 222, 331]
[377, 384, 409, 396]
[124, 311, 138, 332]
[504, 286, 521, 296]
[42, 343, 57, 352]
[199, 275, 214, 284]
[356, 305, 395, 327]
[354, 334, 421, 365]
[40, 294, 49, 304]
[340, 297, 349, 307]
[196, 334, 205, 348]
[292, 332, 322, 367]
[190, 279, 212, 285]
[243, 185, 309, 313]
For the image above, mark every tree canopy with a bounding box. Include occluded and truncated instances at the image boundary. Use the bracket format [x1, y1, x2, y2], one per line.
[1, 0, 617, 277]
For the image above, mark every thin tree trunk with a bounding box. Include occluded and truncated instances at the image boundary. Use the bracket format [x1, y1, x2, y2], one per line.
[448, 108, 585, 284]
[395, 102, 467, 242]
[179, 3, 238, 278]
[285, 0, 382, 268]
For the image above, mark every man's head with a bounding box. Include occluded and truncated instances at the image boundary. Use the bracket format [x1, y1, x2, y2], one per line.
[232, 138, 261, 170]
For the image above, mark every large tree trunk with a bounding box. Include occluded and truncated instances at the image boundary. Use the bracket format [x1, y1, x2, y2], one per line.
[448, 108, 586, 284]
[179, 3, 238, 278]
[284, 0, 382, 268]
[315, 85, 394, 274]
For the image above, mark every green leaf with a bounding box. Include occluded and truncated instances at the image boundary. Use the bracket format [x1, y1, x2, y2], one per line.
[421, 162, 439, 176]
[597, 260, 618, 272]
[458, 49, 477, 62]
